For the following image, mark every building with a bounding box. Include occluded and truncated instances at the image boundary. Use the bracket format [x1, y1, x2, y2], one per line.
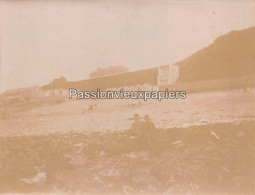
[158, 64, 179, 86]
[70, 67, 159, 91]
[0, 86, 43, 104]
[89, 65, 129, 79]
[41, 65, 180, 94]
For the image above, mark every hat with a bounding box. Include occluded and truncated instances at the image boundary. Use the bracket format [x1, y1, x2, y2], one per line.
[128, 113, 142, 120]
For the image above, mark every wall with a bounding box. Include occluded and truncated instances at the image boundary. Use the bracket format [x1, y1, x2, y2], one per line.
[67, 67, 158, 91]
[160, 74, 255, 93]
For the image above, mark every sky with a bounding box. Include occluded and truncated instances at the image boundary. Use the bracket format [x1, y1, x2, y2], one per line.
[1, 0, 255, 92]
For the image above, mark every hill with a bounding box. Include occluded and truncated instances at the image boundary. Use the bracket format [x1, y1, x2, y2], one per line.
[176, 26, 255, 82]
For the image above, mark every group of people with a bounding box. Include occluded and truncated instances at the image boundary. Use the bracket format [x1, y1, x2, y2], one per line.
[128, 113, 156, 148]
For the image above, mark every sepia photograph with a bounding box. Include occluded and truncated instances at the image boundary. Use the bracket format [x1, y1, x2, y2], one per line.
[0, 0, 255, 194]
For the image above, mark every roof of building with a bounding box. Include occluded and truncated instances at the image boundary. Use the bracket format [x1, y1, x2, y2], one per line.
[89, 65, 129, 79]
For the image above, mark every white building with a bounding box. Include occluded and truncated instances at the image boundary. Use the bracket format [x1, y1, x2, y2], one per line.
[157, 64, 179, 86]
[0, 86, 43, 104]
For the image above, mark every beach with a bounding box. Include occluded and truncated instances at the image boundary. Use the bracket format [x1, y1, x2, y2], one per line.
[0, 89, 255, 194]
[0, 89, 254, 137]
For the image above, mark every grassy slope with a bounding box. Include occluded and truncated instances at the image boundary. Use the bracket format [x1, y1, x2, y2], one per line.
[177, 26, 255, 82]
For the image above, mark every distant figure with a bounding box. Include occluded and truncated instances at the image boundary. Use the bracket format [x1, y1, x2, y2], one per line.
[83, 103, 97, 114]
[128, 99, 142, 107]
[243, 78, 252, 93]
[243, 84, 248, 93]
[88, 103, 97, 110]
[0, 108, 10, 120]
